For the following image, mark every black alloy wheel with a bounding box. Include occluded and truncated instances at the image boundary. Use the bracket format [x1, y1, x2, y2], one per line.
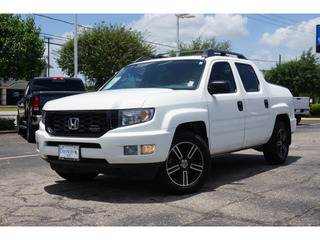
[263, 121, 290, 165]
[159, 132, 211, 194]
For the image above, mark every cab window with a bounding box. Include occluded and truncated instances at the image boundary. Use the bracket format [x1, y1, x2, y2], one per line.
[208, 62, 237, 93]
[235, 63, 260, 92]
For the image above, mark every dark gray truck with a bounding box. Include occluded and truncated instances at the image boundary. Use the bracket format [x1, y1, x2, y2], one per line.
[17, 77, 86, 142]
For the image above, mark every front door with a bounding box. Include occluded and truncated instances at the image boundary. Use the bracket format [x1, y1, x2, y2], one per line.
[206, 61, 245, 154]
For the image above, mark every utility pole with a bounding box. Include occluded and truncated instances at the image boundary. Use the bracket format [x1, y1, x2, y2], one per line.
[47, 37, 51, 77]
[74, 14, 78, 77]
[279, 54, 282, 65]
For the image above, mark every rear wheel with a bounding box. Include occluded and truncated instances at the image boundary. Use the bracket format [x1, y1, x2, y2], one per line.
[17, 115, 23, 134]
[263, 121, 290, 165]
[158, 132, 211, 194]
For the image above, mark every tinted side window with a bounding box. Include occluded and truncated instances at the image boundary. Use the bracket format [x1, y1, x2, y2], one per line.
[235, 63, 260, 92]
[209, 62, 236, 93]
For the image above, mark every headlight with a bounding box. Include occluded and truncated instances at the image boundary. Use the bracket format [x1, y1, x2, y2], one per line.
[41, 110, 46, 124]
[119, 108, 155, 126]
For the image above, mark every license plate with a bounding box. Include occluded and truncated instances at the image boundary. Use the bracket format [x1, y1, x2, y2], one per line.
[59, 145, 80, 161]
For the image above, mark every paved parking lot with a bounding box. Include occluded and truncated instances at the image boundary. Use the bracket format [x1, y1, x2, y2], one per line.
[0, 120, 320, 226]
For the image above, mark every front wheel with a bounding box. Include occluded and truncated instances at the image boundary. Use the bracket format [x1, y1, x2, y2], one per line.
[26, 116, 35, 143]
[158, 132, 211, 194]
[263, 121, 290, 165]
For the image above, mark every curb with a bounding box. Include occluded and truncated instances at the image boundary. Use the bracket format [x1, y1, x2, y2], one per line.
[301, 118, 320, 120]
[0, 130, 17, 134]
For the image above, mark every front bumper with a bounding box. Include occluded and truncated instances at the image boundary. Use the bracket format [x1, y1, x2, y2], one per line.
[36, 122, 173, 166]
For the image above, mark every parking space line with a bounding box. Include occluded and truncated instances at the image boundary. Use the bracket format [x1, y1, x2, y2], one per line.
[0, 154, 39, 161]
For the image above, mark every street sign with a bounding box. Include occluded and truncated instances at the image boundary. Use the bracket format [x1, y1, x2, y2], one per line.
[317, 25, 320, 53]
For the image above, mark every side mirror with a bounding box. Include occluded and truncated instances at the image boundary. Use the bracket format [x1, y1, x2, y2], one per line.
[17, 100, 24, 108]
[208, 81, 231, 95]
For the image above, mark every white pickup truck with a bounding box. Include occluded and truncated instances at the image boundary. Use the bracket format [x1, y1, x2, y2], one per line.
[36, 49, 296, 194]
[293, 97, 310, 124]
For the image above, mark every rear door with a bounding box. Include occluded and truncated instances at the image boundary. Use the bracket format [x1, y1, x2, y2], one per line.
[234, 62, 271, 148]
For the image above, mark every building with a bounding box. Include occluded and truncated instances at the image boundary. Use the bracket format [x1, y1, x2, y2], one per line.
[0, 64, 53, 106]
[0, 79, 28, 106]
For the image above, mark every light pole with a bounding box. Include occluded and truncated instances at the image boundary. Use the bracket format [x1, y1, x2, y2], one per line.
[175, 14, 195, 56]
[74, 14, 78, 78]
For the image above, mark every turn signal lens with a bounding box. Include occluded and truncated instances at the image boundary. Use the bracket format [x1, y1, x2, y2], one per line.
[141, 144, 156, 155]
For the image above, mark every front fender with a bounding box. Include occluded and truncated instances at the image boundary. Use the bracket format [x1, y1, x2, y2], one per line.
[161, 108, 209, 131]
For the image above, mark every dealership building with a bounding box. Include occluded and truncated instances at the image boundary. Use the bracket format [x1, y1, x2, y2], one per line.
[0, 64, 53, 106]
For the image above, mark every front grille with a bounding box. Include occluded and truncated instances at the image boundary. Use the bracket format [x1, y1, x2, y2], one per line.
[45, 110, 118, 137]
[46, 142, 102, 149]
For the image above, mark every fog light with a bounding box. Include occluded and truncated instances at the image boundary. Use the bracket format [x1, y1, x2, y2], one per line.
[141, 144, 156, 155]
[124, 145, 138, 155]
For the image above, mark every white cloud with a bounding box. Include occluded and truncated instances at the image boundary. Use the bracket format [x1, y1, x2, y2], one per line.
[129, 14, 248, 53]
[260, 17, 319, 50]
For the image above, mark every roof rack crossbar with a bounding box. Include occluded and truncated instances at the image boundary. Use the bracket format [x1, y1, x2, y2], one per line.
[133, 49, 247, 63]
[201, 49, 247, 59]
[133, 54, 166, 63]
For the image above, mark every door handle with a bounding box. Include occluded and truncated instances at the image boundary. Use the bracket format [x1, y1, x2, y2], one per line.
[237, 101, 243, 111]
[264, 99, 269, 108]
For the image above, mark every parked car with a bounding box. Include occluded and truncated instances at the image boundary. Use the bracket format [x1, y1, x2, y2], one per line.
[293, 97, 310, 124]
[36, 49, 296, 194]
[17, 77, 86, 142]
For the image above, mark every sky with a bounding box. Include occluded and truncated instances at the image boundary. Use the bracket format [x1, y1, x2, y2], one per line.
[4, 0, 320, 78]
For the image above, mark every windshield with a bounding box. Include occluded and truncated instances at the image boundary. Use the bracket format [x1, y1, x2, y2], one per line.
[102, 60, 206, 91]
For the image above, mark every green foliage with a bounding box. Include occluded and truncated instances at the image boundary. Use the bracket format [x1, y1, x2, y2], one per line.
[310, 104, 320, 116]
[264, 49, 320, 98]
[171, 36, 232, 56]
[57, 23, 155, 89]
[0, 14, 46, 81]
[0, 118, 15, 130]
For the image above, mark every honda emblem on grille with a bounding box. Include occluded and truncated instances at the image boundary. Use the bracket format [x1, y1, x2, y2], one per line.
[68, 118, 79, 130]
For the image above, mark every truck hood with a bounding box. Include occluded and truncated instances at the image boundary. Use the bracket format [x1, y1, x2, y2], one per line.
[43, 88, 176, 111]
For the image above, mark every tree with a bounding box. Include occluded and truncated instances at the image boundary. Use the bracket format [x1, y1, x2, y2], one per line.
[57, 23, 155, 89]
[264, 49, 320, 99]
[171, 36, 232, 56]
[0, 14, 46, 82]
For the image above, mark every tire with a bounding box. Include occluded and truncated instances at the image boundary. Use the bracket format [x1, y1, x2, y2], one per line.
[17, 115, 23, 134]
[26, 116, 35, 143]
[263, 121, 290, 165]
[295, 116, 301, 125]
[158, 132, 211, 194]
[55, 171, 98, 182]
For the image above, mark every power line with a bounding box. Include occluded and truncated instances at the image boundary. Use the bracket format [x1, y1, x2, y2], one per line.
[245, 14, 314, 35]
[40, 33, 69, 42]
[34, 14, 91, 29]
[257, 14, 314, 34]
[249, 58, 279, 63]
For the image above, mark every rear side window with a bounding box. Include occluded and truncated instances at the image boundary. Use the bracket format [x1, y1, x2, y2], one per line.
[32, 79, 85, 92]
[235, 63, 260, 92]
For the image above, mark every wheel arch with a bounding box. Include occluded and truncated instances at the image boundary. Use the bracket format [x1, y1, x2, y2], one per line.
[174, 121, 209, 147]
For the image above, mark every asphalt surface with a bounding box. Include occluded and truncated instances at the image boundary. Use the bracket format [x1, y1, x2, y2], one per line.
[0, 119, 320, 226]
